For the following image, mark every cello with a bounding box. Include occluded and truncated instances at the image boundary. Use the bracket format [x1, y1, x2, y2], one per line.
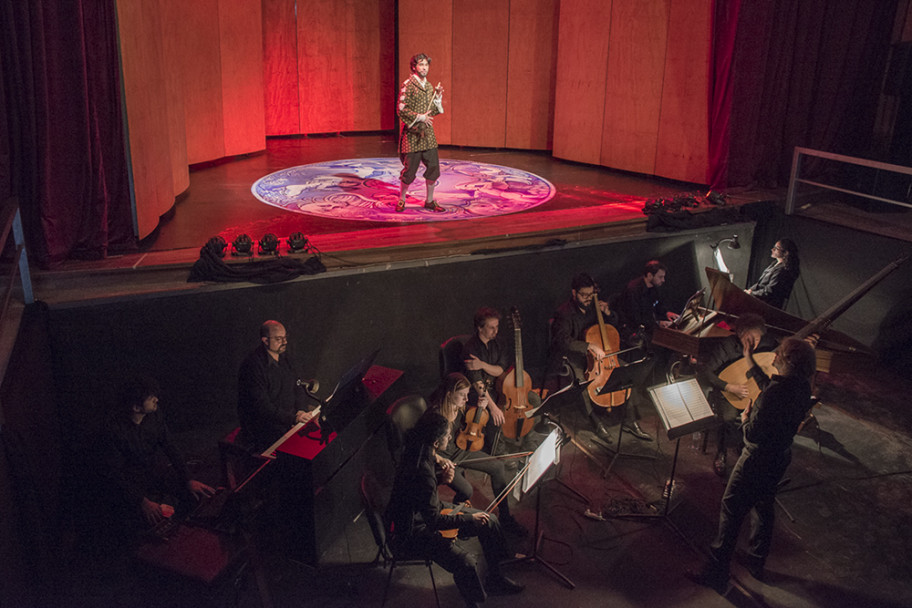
[584, 293, 629, 408]
[497, 308, 536, 440]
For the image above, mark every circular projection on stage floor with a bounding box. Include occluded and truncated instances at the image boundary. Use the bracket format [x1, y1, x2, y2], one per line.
[251, 158, 556, 222]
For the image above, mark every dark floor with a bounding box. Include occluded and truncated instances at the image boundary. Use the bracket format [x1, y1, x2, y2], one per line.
[60, 362, 912, 608]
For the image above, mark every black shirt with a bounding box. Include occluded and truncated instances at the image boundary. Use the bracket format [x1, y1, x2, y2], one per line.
[742, 374, 812, 457]
[462, 334, 510, 393]
[616, 276, 669, 340]
[237, 344, 311, 449]
[102, 410, 190, 508]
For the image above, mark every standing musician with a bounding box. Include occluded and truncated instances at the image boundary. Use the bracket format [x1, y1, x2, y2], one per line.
[427, 373, 527, 537]
[396, 52, 445, 213]
[237, 320, 318, 451]
[745, 238, 800, 309]
[691, 338, 816, 592]
[386, 412, 523, 608]
[697, 313, 777, 477]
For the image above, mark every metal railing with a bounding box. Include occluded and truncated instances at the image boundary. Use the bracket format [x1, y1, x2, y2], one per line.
[785, 146, 912, 214]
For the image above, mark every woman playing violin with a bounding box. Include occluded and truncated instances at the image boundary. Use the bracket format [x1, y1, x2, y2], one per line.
[427, 373, 527, 537]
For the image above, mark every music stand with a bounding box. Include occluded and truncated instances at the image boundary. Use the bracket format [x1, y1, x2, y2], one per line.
[501, 427, 575, 589]
[647, 377, 719, 516]
[595, 356, 658, 474]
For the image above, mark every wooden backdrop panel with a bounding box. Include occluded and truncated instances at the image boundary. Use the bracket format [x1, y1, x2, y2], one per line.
[160, 0, 189, 198]
[219, 0, 266, 156]
[116, 0, 178, 239]
[451, 0, 510, 147]
[297, 0, 394, 134]
[601, 0, 669, 175]
[176, 0, 225, 164]
[654, 0, 712, 184]
[505, 0, 558, 150]
[552, 0, 614, 165]
[398, 1, 454, 144]
[263, 0, 300, 135]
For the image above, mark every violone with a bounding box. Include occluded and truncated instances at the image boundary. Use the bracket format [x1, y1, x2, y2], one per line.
[584, 293, 629, 408]
[456, 383, 490, 452]
[497, 308, 536, 439]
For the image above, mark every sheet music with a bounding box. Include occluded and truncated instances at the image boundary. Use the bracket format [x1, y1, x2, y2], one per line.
[648, 379, 717, 440]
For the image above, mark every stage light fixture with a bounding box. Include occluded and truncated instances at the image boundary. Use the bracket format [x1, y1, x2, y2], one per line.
[232, 233, 253, 256]
[287, 232, 309, 253]
[204, 235, 227, 258]
[711, 235, 740, 250]
[259, 233, 280, 255]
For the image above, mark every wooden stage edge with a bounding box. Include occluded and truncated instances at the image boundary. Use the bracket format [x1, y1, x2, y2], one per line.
[31, 192, 782, 308]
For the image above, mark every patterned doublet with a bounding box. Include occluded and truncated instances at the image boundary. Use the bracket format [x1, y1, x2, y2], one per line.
[397, 75, 441, 153]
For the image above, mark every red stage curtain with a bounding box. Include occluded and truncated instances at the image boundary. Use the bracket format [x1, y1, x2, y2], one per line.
[721, 0, 898, 188]
[0, 0, 133, 266]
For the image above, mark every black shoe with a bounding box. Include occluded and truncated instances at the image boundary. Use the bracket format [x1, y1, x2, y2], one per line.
[592, 420, 614, 444]
[395, 199, 406, 212]
[424, 200, 445, 212]
[685, 567, 729, 594]
[486, 575, 524, 595]
[623, 421, 653, 441]
[713, 452, 727, 477]
[500, 515, 528, 538]
[742, 556, 766, 581]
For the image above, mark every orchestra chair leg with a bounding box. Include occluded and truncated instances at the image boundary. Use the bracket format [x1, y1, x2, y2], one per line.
[381, 556, 440, 608]
[361, 473, 440, 608]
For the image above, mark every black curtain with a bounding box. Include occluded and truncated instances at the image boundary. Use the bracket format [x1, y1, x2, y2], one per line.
[0, 0, 134, 266]
[717, 0, 898, 188]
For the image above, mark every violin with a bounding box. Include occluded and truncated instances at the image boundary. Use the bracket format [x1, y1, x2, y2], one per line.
[584, 293, 629, 408]
[438, 501, 471, 539]
[455, 383, 490, 452]
[497, 308, 536, 439]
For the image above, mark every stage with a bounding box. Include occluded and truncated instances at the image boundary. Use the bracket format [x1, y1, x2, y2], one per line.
[30, 134, 779, 306]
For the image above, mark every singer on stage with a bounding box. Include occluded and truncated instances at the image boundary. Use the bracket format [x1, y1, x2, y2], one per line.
[396, 52, 445, 213]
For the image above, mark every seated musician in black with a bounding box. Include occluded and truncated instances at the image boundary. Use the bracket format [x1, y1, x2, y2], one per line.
[615, 259, 679, 344]
[462, 306, 508, 430]
[101, 376, 214, 538]
[428, 373, 527, 536]
[548, 272, 653, 441]
[697, 313, 776, 477]
[386, 411, 523, 608]
[237, 320, 318, 451]
[746, 238, 800, 309]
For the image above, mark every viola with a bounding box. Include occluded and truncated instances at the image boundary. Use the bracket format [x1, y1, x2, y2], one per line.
[455, 387, 489, 452]
[438, 501, 471, 539]
[584, 293, 629, 408]
[497, 308, 536, 439]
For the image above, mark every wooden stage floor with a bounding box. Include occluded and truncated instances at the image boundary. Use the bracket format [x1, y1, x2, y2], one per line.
[31, 134, 788, 306]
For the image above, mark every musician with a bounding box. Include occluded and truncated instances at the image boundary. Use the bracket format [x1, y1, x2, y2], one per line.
[237, 320, 318, 451]
[397, 52, 445, 213]
[386, 412, 524, 608]
[615, 259, 679, 344]
[427, 373, 527, 537]
[101, 376, 214, 535]
[548, 273, 653, 442]
[697, 313, 777, 476]
[746, 238, 800, 309]
[692, 338, 816, 592]
[462, 306, 508, 427]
